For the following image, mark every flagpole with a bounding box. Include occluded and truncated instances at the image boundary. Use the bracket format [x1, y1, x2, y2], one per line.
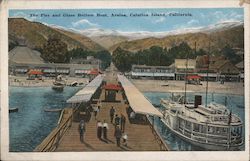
[184, 53, 188, 104]
[205, 41, 210, 107]
[228, 110, 232, 149]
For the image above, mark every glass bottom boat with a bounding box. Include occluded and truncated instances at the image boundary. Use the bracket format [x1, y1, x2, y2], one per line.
[160, 94, 243, 150]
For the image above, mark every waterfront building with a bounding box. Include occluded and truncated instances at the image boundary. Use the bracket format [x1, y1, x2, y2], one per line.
[9, 46, 99, 77]
[131, 65, 175, 80]
[196, 55, 240, 82]
[70, 56, 100, 65]
[174, 59, 196, 80]
[235, 61, 244, 82]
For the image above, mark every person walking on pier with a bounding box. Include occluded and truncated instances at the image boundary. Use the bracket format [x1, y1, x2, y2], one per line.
[114, 114, 120, 127]
[102, 120, 109, 140]
[114, 126, 122, 147]
[120, 114, 126, 132]
[93, 106, 100, 120]
[78, 120, 86, 143]
[122, 133, 128, 147]
[109, 106, 115, 123]
[97, 120, 103, 140]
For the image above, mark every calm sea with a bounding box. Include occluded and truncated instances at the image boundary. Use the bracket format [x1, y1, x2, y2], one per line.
[9, 86, 81, 152]
[9, 87, 245, 151]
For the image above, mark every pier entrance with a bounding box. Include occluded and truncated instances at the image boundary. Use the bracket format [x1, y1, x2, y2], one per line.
[102, 84, 122, 102]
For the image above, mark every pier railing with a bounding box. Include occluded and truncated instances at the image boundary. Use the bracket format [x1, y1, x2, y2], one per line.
[34, 108, 73, 152]
[146, 115, 170, 151]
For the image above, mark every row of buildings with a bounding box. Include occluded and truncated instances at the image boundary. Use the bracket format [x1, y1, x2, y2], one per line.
[9, 46, 244, 82]
[130, 56, 244, 82]
[9, 46, 100, 77]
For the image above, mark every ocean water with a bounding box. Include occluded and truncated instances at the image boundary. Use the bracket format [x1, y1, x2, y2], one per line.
[144, 92, 245, 151]
[9, 86, 81, 152]
[9, 87, 245, 151]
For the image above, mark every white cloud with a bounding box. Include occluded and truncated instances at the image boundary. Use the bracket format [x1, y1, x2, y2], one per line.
[173, 19, 200, 30]
[71, 19, 98, 29]
[187, 19, 199, 26]
[11, 12, 39, 21]
[212, 11, 243, 23]
[153, 17, 166, 24]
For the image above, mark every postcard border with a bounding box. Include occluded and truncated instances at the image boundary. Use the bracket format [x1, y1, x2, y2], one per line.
[1, 1, 249, 161]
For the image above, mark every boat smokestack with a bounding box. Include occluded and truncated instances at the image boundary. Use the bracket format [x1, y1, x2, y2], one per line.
[195, 95, 202, 108]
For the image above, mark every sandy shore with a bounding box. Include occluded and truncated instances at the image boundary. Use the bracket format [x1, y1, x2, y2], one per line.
[131, 79, 244, 96]
[9, 76, 89, 87]
[9, 76, 244, 95]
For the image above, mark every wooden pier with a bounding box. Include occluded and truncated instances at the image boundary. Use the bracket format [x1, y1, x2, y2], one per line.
[35, 67, 169, 152]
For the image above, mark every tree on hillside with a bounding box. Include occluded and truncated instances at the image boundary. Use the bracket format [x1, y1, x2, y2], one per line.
[68, 48, 88, 59]
[41, 37, 68, 63]
[112, 47, 133, 72]
[221, 44, 242, 64]
[93, 50, 112, 70]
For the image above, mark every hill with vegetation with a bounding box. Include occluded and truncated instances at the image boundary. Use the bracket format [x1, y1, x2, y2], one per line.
[8, 18, 104, 51]
[109, 25, 244, 53]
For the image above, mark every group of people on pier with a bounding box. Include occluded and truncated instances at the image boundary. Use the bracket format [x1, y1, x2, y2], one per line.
[97, 120, 109, 141]
[110, 106, 127, 147]
[78, 106, 129, 147]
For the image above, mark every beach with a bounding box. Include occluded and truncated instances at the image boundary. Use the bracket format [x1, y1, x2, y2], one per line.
[9, 76, 244, 95]
[131, 79, 244, 96]
[9, 76, 89, 87]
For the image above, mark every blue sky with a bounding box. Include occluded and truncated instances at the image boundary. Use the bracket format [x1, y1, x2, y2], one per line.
[9, 8, 244, 32]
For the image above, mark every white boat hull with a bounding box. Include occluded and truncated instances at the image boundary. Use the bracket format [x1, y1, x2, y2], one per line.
[161, 119, 243, 151]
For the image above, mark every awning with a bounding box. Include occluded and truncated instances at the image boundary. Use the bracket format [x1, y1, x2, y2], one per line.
[75, 69, 89, 74]
[187, 75, 201, 79]
[56, 69, 69, 74]
[15, 68, 28, 72]
[28, 70, 43, 75]
[67, 74, 104, 103]
[43, 69, 56, 73]
[102, 84, 123, 91]
[118, 74, 162, 117]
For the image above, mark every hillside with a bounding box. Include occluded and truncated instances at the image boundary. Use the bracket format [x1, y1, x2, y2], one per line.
[109, 25, 244, 53]
[90, 35, 129, 50]
[8, 18, 104, 51]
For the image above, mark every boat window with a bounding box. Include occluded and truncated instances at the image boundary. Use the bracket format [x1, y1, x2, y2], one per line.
[208, 126, 214, 133]
[171, 109, 177, 113]
[193, 123, 199, 132]
[222, 127, 228, 133]
[185, 121, 191, 129]
[199, 125, 206, 133]
[179, 119, 184, 128]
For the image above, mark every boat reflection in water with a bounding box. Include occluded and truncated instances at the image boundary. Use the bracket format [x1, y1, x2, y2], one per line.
[160, 93, 243, 151]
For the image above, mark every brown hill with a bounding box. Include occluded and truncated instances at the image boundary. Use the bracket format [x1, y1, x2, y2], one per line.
[109, 25, 244, 53]
[8, 18, 104, 51]
[90, 35, 129, 50]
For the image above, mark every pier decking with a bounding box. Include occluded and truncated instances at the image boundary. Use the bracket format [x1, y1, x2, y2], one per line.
[35, 67, 169, 151]
[56, 89, 163, 151]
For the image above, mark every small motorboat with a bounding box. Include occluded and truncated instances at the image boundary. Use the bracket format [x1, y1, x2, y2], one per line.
[52, 75, 65, 91]
[9, 107, 18, 113]
[44, 108, 62, 112]
[69, 81, 78, 87]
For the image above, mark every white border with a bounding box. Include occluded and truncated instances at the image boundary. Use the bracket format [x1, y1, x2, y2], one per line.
[0, 1, 249, 161]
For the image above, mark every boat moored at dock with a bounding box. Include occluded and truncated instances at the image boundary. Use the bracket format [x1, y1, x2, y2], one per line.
[160, 94, 243, 150]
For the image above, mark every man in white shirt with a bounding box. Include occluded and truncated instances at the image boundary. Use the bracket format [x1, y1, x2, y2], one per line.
[97, 120, 103, 139]
[122, 133, 128, 147]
